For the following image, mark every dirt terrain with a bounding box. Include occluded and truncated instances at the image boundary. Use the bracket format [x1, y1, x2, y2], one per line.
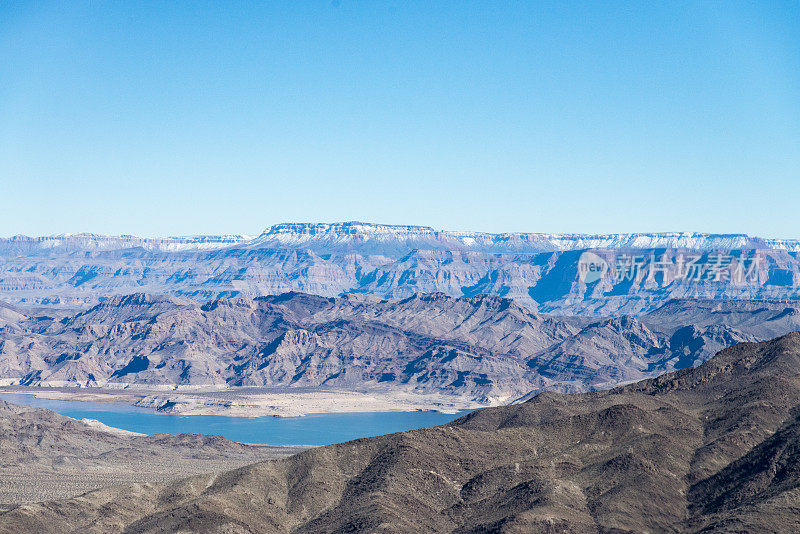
[0, 400, 308, 507]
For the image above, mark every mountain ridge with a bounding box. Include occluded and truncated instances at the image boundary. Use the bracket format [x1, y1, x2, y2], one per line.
[3, 292, 799, 405]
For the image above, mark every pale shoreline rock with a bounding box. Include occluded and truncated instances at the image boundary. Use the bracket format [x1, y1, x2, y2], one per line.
[1, 386, 484, 417]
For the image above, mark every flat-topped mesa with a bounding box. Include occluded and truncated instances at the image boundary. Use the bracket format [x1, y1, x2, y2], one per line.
[2, 223, 800, 313]
[3, 223, 800, 253]
[262, 221, 437, 237]
[248, 221, 447, 251]
[253, 222, 800, 252]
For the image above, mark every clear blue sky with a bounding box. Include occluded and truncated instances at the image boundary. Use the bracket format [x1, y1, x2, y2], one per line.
[1, 1, 798, 238]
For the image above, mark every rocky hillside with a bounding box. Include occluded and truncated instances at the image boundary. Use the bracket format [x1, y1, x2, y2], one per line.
[2, 222, 799, 313]
[3, 292, 799, 402]
[5, 333, 800, 532]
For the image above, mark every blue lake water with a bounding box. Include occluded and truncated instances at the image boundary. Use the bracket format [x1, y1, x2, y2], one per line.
[0, 392, 470, 446]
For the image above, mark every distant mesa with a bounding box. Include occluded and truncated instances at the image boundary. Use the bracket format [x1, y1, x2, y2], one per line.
[0, 222, 799, 313]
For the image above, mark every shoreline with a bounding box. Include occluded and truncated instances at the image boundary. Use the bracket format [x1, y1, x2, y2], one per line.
[0, 385, 493, 418]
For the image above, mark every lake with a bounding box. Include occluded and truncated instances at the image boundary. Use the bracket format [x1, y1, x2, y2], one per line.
[0, 392, 471, 446]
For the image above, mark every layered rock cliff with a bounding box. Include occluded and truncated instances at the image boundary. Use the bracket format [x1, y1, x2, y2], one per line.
[1, 223, 798, 313]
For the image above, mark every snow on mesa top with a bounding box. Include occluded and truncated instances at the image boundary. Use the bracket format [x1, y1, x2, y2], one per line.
[247, 222, 800, 252]
[2, 222, 800, 252]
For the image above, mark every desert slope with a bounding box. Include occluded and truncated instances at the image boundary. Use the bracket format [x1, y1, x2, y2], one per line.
[0, 399, 306, 507]
[4, 333, 800, 532]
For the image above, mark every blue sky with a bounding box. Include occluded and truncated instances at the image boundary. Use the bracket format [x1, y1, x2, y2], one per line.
[1, 1, 798, 238]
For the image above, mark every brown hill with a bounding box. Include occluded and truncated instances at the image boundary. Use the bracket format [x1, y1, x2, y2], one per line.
[4, 333, 800, 532]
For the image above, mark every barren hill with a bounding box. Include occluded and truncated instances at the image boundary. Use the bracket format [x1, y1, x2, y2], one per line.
[4, 292, 794, 404]
[4, 333, 800, 532]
